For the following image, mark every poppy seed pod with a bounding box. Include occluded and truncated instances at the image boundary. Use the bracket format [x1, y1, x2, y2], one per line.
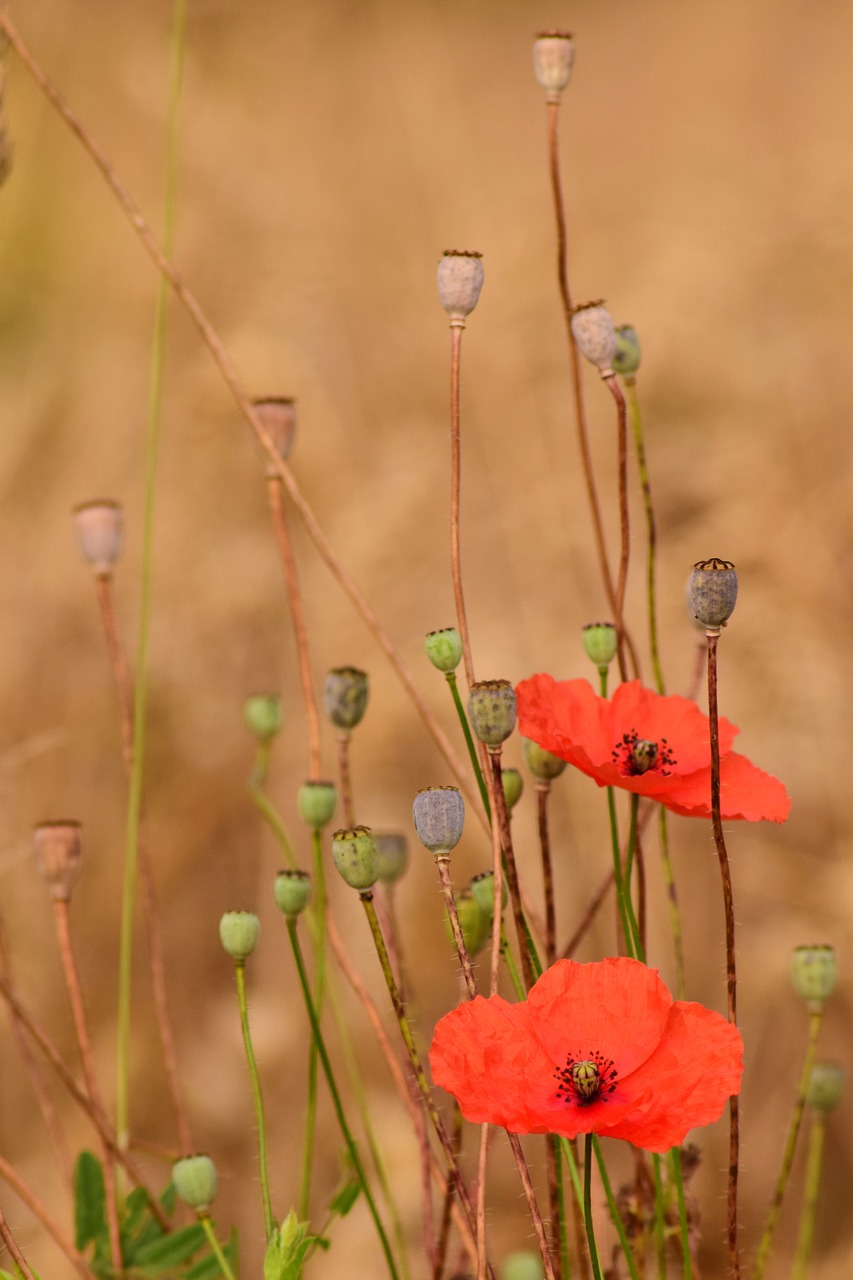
[425, 627, 463, 673]
[375, 833, 409, 884]
[298, 780, 337, 830]
[533, 32, 575, 101]
[468, 680, 517, 747]
[251, 397, 297, 465]
[325, 667, 369, 731]
[219, 911, 260, 961]
[582, 622, 618, 670]
[273, 869, 313, 919]
[791, 945, 838, 1006]
[502, 767, 524, 811]
[570, 301, 618, 372]
[522, 737, 568, 781]
[33, 821, 83, 902]
[172, 1154, 218, 1211]
[72, 500, 124, 576]
[613, 325, 642, 377]
[244, 693, 282, 743]
[413, 786, 465, 855]
[470, 870, 508, 919]
[450, 892, 490, 957]
[688, 558, 738, 631]
[331, 826, 379, 891]
[806, 1062, 844, 1112]
[437, 251, 484, 323]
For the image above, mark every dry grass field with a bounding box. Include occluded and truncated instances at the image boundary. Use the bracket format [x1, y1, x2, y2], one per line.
[0, 0, 851, 1276]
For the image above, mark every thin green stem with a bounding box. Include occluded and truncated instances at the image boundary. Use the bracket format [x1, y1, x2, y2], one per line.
[583, 1135, 603, 1280]
[286, 919, 402, 1280]
[553, 1139, 571, 1280]
[116, 0, 187, 1152]
[791, 1112, 826, 1280]
[623, 796, 644, 961]
[591, 1138, 639, 1280]
[669, 1148, 693, 1280]
[651, 1153, 666, 1280]
[500, 926, 525, 999]
[605, 788, 634, 958]
[198, 1213, 237, 1280]
[249, 744, 297, 867]
[624, 377, 664, 694]
[234, 961, 274, 1240]
[299, 828, 328, 1221]
[657, 806, 686, 998]
[446, 672, 490, 816]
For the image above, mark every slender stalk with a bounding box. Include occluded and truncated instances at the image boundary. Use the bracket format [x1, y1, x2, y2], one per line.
[603, 374, 630, 680]
[706, 631, 740, 1279]
[476, 1122, 489, 1280]
[624, 377, 664, 693]
[0, 1156, 98, 1280]
[249, 747, 297, 867]
[657, 806, 686, 998]
[506, 1133, 557, 1280]
[791, 1110, 826, 1280]
[446, 671, 490, 816]
[488, 749, 535, 989]
[433, 1105, 462, 1280]
[233, 960, 275, 1240]
[436, 856, 478, 998]
[605, 788, 634, 959]
[499, 925, 525, 999]
[0, 1200, 38, 1280]
[582, 1136, 603, 1280]
[591, 1138, 640, 1280]
[545, 1135, 564, 1280]
[651, 1154, 666, 1280]
[336, 731, 356, 827]
[669, 1148, 694, 1280]
[198, 1213, 237, 1280]
[298, 828, 329, 1222]
[623, 796, 645, 962]
[536, 781, 558, 965]
[449, 322, 476, 690]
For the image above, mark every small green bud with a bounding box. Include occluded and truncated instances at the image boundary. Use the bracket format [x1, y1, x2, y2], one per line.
[791, 945, 838, 1006]
[172, 1154, 218, 1211]
[375, 833, 409, 884]
[331, 826, 379, 891]
[219, 911, 260, 961]
[468, 680, 517, 747]
[522, 738, 567, 781]
[570, 301, 617, 372]
[532, 32, 575, 102]
[450, 891, 490, 957]
[470, 870, 507, 919]
[437, 250, 484, 323]
[501, 767, 524, 811]
[72, 500, 124, 577]
[806, 1062, 844, 1112]
[244, 693, 282, 743]
[413, 786, 465, 855]
[501, 1249, 546, 1280]
[613, 325, 642, 376]
[251, 397, 297, 465]
[582, 621, 618, 669]
[425, 627, 463, 673]
[298, 780, 337, 830]
[325, 667, 369, 731]
[33, 821, 83, 902]
[688, 558, 738, 631]
[273, 869, 313, 918]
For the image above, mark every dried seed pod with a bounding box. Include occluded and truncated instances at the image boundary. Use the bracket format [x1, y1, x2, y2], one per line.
[413, 786, 465, 855]
[688, 558, 738, 631]
[437, 251, 484, 323]
[570, 301, 617, 372]
[468, 680, 517, 747]
[251, 397, 297, 467]
[72, 500, 124, 577]
[273, 869, 313, 919]
[331, 826, 379, 891]
[325, 667, 369, 731]
[219, 911, 260, 961]
[533, 31, 575, 101]
[34, 821, 83, 902]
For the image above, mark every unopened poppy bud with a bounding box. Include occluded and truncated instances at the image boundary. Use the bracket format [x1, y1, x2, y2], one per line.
[522, 737, 567, 781]
[413, 786, 465, 855]
[468, 680, 517, 747]
[502, 767, 524, 811]
[72, 500, 123, 576]
[501, 1251, 546, 1280]
[375, 833, 409, 884]
[437, 251, 484, 323]
[325, 667, 369, 731]
[331, 826, 379, 891]
[688, 558, 738, 631]
[251, 397, 297, 465]
[613, 325, 642, 376]
[33, 821, 83, 902]
[791, 945, 837, 1006]
[298, 780, 337, 829]
[425, 627, 463, 673]
[570, 301, 617, 373]
[582, 622, 618, 669]
[273, 869, 313, 918]
[470, 870, 508, 919]
[244, 693, 282, 743]
[172, 1154, 218, 1211]
[532, 32, 575, 102]
[450, 892, 490, 956]
[219, 911, 260, 961]
[806, 1062, 844, 1112]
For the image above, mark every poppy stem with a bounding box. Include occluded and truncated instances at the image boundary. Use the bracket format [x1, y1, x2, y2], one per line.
[657, 806, 686, 999]
[233, 959, 275, 1240]
[336, 730, 357, 827]
[624, 376, 665, 694]
[605, 788, 636, 959]
[591, 1137, 640, 1280]
[669, 1148, 694, 1280]
[449, 322, 477, 692]
[506, 1132, 558, 1280]
[582, 1134, 603, 1280]
[435, 856, 478, 999]
[603, 374, 630, 683]
[445, 671, 491, 817]
[197, 1213, 237, 1280]
[623, 796, 644, 960]
[536, 781, 558, 966]
[790, 1107, 827, 1280]
[489, 750, 536, 989]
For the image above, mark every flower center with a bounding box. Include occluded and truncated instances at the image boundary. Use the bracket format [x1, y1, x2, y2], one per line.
[554, 1050, 618, 1107]
[611, 729, 676, 777]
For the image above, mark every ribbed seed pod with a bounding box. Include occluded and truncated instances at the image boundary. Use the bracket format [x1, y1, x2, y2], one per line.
[468, 680, 517, 747]
[688, 558, 738, 631]
[331, 826, 379, 891]
[412, 786, 465, 855]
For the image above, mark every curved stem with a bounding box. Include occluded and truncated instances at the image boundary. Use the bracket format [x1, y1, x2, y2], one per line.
[198, 1213, 237, 1280]
[234, 961, 275, 1240]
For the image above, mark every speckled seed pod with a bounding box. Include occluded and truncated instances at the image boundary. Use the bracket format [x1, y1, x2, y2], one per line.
[688, 558, 738, 631]
[244, 694, 282, 743]
[522, 738, 568, 781]
[331, 826, 379, 891]
[467, 680, 517, 747]
[791, 945, 838, 1006]
[806, 1062, 844, 1112]
[298, 780, 337, 830]
[437, 251, 484, 323]
[72, 500, 124, 576]
[533, 32, 575, 101]
[470, 870, 508, 919]
[582, 621, 618, 669]
[251, 397, 297, 464]
[570, 301, 618, 372]
[412, 786, 465, 854]
[172, 1154, 218, 1211]
[219, 911, 260, 961]
[273, 869, 313, 919]
[613, 325, 642, 376]
[374, 833, 409, 884]
[33, 821, 83, 902]
[501, 767, 524, 811]
[425, 627, 463, 673]
[325, 667, 369, 731]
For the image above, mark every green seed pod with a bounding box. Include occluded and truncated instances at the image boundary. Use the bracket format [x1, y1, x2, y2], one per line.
[450, 891, 490, 957]
[72, 500, 124, 577]
[219, 911, 260, 961]
[791, 945, 838, 1006]
[244, 693, 283, 743]
[298, 780, 337, 830]
[688, 558, 738, 631]
[325, 667, 369, 731]
[470, 870, 508, 919]
[631, 740, 659, 775]
[251, 397, 297, 464]
[425, 627, 463, 673]
[437, 250, 484, 322]
[413, 786, 465, 854]
[273, 869, 313, 919]
[501, 1250, 546, 1280]
[613, 325, 642, 376]
[570, 301, 617, 372]
[806, 1062, 844, 1112]
[468, 680, 517, 747]
[532, 32, 575, 102]
[582, 621, 618, 669]
[522, 738, 567, 781]
[375, 833, 409, 884]
[33, 821, 83, 902]
[172, 1154, 218, 1211]
[501, 767, 524, 811]
[331, 826, 379, 891]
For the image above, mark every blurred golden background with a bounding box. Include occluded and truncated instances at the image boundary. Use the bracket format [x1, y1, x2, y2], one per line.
[0, 0, 851, 1276]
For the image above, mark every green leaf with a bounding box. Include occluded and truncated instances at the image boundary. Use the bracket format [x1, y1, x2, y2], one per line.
[74, 1152, 107, 1251]
[328, 1178, 360, 1219]
[120, 1186, 166, 1263]
[263, 1212, 324, 1280]
[186, 1229, 239, 1279]
[132, 1223, 206, 1272]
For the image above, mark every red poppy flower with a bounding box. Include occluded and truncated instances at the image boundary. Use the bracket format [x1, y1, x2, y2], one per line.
[516, 675, 790, 822]
[429, 957, 743, 1153]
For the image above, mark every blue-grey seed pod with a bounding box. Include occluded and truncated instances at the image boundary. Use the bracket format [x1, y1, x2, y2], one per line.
[425, 627, 463, 673]
[325, 667, 369, 731]
[570, 301, 617, 372]
[72, 500, 124, 577]
[532, 32, 575, 102]
[688, 558, 738, 631]
[33, 821, 83, 902]
[437, 251, 484, 322]
[331, 826, 379, 891]
[613, 325, 642, 376]
[219, 911, 260, 961]
[298, 780, 337, 830]
[522, 738, 568, 781]
[244, 693, 282, 743]
[172, 1154, 218, 1211]
[468, 680, 517, 747]
[251, 397, 297, 464]
[806, 1062, 844, 1112]
[273, 869, 313, 919]
[470, 870, 508, 919]
[449, 892, 490, 957]
[582, 621, 618, 669]
[375, 833, 409, 884]
[413, 786, 465, 855]
[791, 945, 838, 1007]
[502, 767, 524, 811]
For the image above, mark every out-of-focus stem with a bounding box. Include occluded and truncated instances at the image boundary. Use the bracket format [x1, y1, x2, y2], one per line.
[791, 1110, 827, 1280]
[506, 1133, 557, 1280]
[198, 1213, 237, 1280]
[233, 960, 274, 1240]
[336, 730, 356, 827]
[657, 806, 686, 998]
[446, 672, 490, 816]
[583, 1135, 603, 1280]
[434, 1106, 462, 1280]
[449, 322, 476, 690]
[489, 750, 535, 989]
[545, 1136, 564, 1280]
[536, 781, 557, 965]
[669, 1148, 693, 1280]
[624, 377, 664, 693]
[603, 374, 630, 681]
[299, 827, 328, 1221]
[0, 1200, 38, 1280]
[0, 1157, 97, 1280]
[591, 1137, 640, 1280]
[436, 856, 478, 998]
